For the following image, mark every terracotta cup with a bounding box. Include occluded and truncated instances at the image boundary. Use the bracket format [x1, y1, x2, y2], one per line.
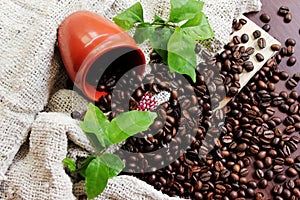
[58, 10, 145, 101]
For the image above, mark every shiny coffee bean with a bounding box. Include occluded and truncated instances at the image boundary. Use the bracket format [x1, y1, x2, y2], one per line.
[278, 6, 290, 16]
[253, 30, 261, 39]
[258, 38, 266, 49]
[286, 38, 296, 46]
[284, 13, 292, 23]
[271, 44, 281, 51]
[287, 56, 297, 66]
[262, 24, 271, 32]
[255, 53, 264, 62]
[241, 34, 249, 43]
[260, 13, 271, 23]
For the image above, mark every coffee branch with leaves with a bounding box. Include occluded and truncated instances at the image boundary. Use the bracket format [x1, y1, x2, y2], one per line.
[113, 0, 214, 82]
[63, 103, 157, 199]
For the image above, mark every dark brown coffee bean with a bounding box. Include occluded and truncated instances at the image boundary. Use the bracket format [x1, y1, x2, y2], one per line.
[275, 174, 287, 183]
[258, 38, 266, 49]
[264, 156, 272, 167]
[258, 179, 268, 189]
[265, 169, 274, 180]
[239, 18, 247, 25]
[275, 157, 285, 165]
[290, 104, 299, 114]
[231, 173, 239, 182]
[254, 160, 264, 169]
[284, 13, 292, 23]
[246, 47, 255, 56]
[279, 71, 289, 80]
[253, 30, 261, 39]
[278, 6, 290, 16]
[241, 34, 249, 43]
[240, 168, 248, 177]
[233, 35, 241, 44]
[260, 13, 271, 23]
[285, 125, 296, 134]
[287, 167, 298, 177]
[283, 189, 292, 198]
[287, 46, 295, 55]
[200, 172, 211, 182]
[286, 38, 296, 46]
[237, 143, 247, 151]
[271, 44, 281, 51]
[255, 169, 264, 179]
[255, 53, 264, 62]
[273, 184, 284, 195]
[294, 188, 300, 198]
[287, 56, 297, 66]
[286, 179, 295, 189]
[287, 78, 298, 89]
[262, 24, 271, 32]
[274, 165, 284, 173]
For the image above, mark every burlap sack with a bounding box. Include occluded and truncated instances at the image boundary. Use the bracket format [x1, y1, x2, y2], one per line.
[0, 0, 261, 199]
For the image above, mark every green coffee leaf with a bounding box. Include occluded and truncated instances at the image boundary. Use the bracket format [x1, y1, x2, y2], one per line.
[77, 156, 95, 178]
[106, 110, 157, 144]
[133, 23, 155, 44]
[169, 0, 204, 23]
[113, 2, 144, 31]
[99, 153, 125, 178]
[149, 27, 174, 63]
[80, 103, 110, 148]
[85, 157, 109, 199]
[181, 12, 214, 40]
[167, 29, 197, 82]
[62, 158, 76, 172]
[153, 14, 165, 23]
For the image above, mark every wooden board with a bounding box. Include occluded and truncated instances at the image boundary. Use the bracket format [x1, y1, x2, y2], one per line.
[217, 15, 281, 109]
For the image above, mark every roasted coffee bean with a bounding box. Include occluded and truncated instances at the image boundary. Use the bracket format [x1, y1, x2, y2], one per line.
[233, 35, 241, 44]
[265, 169, 274, 180]
[239, 18, 247, 25]
[255, 169, 264, 179]
[287, 167, 298, 177]
[290, 104, 299, 114]
[258, 38, 266, 49]
[274, 165, 284, 173]
[287, 56, 297, 66]
[287, 78, 298, 89]
[240, 168, 249, 177]
[245, 47, 255, 55]
[262, 24, 271, 32]
[286, 179, 295, 189]
[284, 13, 292, 23]
[275, 174, 287, 183]
[278, 6, 290, 16]
[286, 38, 296, 46]
[283, 189, 292, 198]
[254, 160, 264, 169]
[200, 172, 211, 182]
[264, 156, 272, 167]
[279, 71, 289, 80]
[241, 34, 249, 43]
[258, 179, 268, 189]
[237, 143, 247, 151]
[271, 44, 281, 51]
[287, 46, 295, 55]
[273, 184, 284, 195]
[231, 173, 239, 182]
[253, 30, 261, 39]
[294, 188, 300, 198]
[255, 53, 264, 62]
[260, 13, 271, 23]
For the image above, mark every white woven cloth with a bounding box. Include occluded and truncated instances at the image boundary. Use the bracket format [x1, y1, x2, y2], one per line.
[0, 0, 261, 199]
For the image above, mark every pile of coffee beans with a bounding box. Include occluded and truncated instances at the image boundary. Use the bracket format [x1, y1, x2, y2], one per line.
[69, 3, 300, 200]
